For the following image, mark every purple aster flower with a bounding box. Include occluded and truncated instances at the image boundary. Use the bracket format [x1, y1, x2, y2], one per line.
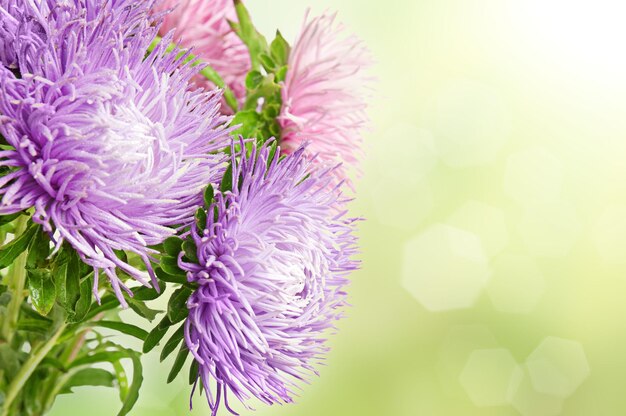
[179, 140, 359, 414]
[0, 0, 231, 305]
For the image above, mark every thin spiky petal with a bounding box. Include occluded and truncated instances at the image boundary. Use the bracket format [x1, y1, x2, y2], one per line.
[279, 12, 372, 190]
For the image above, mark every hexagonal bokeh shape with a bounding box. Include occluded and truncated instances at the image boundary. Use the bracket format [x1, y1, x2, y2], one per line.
[592, 204, 626, 265]
[504, 147, 563, 204]
[447, 200, 510, 257]
[509, 368, 564, 416]
[518, 200, 581, 258]
[486, 254, 545, 314]
[402, 224, 491, 311]
[438, 325, 499, 381]
[431, 80, 511, 167]
[371, 176, 434, 231]
[526, 337, 590, 398]
[372, 122, 438, 183]
[459, 348, 523, 407]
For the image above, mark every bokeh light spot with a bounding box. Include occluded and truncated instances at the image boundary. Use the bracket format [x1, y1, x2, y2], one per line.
[509, 368, 564, 416]
[526, 337, 590, 398]
[459, 348, 523, 407]
[402, 224, 490, 311]
[447, 200, 510, 257]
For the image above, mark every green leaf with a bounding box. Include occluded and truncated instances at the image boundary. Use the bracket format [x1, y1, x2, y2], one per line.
[127, 298, 161, 322]
[163, 237, 183, 257]
[275, 65, 288, 83]
[155, 266, 186, 285]
[167, 287, 191, 324]
[220, 163, 234, 193]
[160, 324, 184, 362]
[231, 109, 261, 139]
[63, 368, 115, 392]
[112, 360, 129, 401]
[245, 70, 264, 90]
[143, 315, 172, 353]
[27, 268, 56, 316]
[94, 321, 149, 341]
[132, 284, 165, 301]
[67, 346, 143, 416]
[72, 273, 92, 323]
[0, 344, 20, 379]
[203, 184, 215, 209]
[0, 212, 22, 226]
[182, 240, 198, 263]
[26, 226, 50, 269]
[195, 207, 207, 232]
[188, 359, 199, 385]
[270, 30, 291, 66]
[17, 319, 51, 334]
[160, 255, 185, 277]
[267, 140, 279, 168]
[167, 344, 189, 384]
[0, 222, 39, 268]
[232, 0, 269, 71]
[260, 53, 276, 72]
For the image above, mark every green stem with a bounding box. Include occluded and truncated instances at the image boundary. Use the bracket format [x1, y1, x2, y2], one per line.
[1, 215, 29, 343]
[148, 36, 240, 113]
[1, 323, 67, 416]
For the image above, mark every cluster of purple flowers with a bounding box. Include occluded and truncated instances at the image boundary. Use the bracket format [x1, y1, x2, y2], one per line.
[0, 0, 370, 413]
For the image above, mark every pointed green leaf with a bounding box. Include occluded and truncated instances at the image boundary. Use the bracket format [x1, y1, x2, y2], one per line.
[270, 30, 291, 66]
[182, 240, 198, 263]
[231, 109, 262, 139]
[160, 255, 185, 277]
[63, 368, 115, 392]
[163, 237, 183, 257]
[27, 268, 56, 316]
[188, 359, 199, 385]
[220, 163, 234, 193]
[143, 315, 172, 353]
[155, 266, 186, 285]
[167, 344, 189, 384]
[245, 70, 264, 90]
[26, 226, 50, 269]
[94, 321, 149, 341]
[203, 184, 215, 209]
[0, 222, 39, 268]
[127, 298, 161, 322]
[160, 324, 185, 362]
[167, 287, 191, 324]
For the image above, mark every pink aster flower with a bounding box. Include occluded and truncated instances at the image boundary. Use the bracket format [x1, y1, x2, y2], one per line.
[279, 12, 372, 190]
[156, 0, 250, 109]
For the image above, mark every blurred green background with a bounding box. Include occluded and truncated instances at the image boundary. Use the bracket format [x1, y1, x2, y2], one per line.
[49, 0, 626, 415]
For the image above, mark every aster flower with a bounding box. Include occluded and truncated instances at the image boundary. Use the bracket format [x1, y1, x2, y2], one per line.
[0, 0, 231, 305]
[178, 140, 359, 414]
[279, 12, 372, 189]
[156, 0, 250, 109]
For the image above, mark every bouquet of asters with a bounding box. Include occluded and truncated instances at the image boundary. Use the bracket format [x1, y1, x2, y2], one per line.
[0, 1, 371, 415]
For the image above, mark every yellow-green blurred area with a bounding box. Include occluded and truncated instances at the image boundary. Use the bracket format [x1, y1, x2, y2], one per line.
[48, 0, 626, 415]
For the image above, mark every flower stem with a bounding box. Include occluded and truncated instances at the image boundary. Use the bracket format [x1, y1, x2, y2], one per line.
[1, 215, 29, 343]
[0, 322, 67, 416]
[148, 35, 240, 113]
